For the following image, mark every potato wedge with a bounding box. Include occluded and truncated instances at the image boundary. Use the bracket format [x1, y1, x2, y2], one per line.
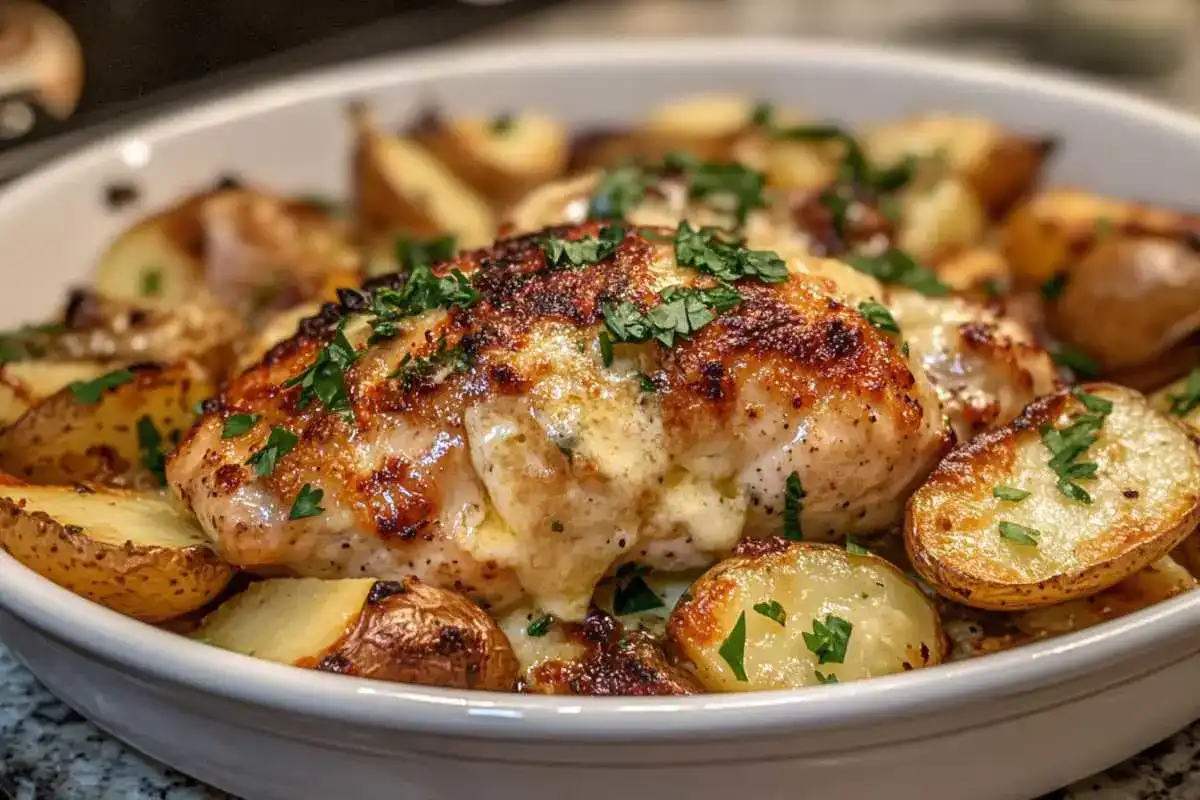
[232, 302, 322, 376]
[0, 361, 211, 489]
[1048, 235, 1200, 371]
[0, 483, 232, 622]
[668, 540, 944, 691]
[895, 176, 989, 264]
[196, 577, 519, 690]
[351, 104, 495, 250]
[863, 114, 1054, 219]
[501, 606, 701, 696]
[907, 383, 1200, 610]
[943, 556, 1196, 658]
[0, 360, 109, 428]
[413, 111, 569, 207]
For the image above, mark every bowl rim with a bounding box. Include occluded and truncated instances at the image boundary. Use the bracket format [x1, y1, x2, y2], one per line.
[4, 36, 1200, 742]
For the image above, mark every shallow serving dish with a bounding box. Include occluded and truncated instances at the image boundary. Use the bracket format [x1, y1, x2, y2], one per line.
[2, 39, 1200, 800]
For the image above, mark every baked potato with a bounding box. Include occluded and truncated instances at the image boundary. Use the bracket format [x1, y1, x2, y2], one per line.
[413, 110, 569, 207]
[0, 361, 211, 489]
[351, 104, 495, 251]
[907, 383, 1200, 610]
[668, 540, 944, 691]
[0, 482, 232, 622]
[943, 556, 1196, 658]
[195, 576, 519, 690]
[0, 359, 109, 428]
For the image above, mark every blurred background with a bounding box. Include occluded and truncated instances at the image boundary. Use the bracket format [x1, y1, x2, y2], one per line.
[2, 0, 1200, 179]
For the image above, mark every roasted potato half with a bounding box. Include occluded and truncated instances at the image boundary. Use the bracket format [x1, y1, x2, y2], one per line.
[0, 361, 211, 489]
[196, 577, 519, 690]
[668, 541, 944, 691]
[0, 360, 109, 428]
[907, 383, 1200, 610]
[944, 556, 1196, 658]
[862, 114, 1055, 220]
[352, 104, 495, 250]
[231, 302, 322, 376]
[0, 483, 232, 622]
[414, 111, 569, 207]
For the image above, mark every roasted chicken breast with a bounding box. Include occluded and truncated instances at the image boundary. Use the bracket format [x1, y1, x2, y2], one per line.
[169, 223, 950, 619]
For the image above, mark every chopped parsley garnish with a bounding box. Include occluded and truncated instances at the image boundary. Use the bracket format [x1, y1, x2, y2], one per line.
[846, 250, 949, 296]
[803, 615, 853, 665]
[673, 222, 787, 283]
[541, 225, 624, 269]
[612, 563, 665, 615]
[783, 471, 805, 540]
[1041, 272, 1068, 301]
[245, 426, 300, 478]
[598, 330, 614, 367]
[844, 535, 869, 556]
[1049, 344, 1100, 378]
[815, 670, 839, 685]
[136, 415, 167, 486]
[1167, 368, 1200, 417]
[750, 101, 775, 128]
[770, 123, 915, 196]
[395, 235, 458, 272]
[637, 373, 657, 392]
[390, 336, 472, 390]
[550, 520, 564, 532]
[367, 260, 479, 343]
[221, 413, 261, 439]
[288, 484, 325, 520]
[601, 285, 740, 347]
[489, 113, 515, 135]
[1038, 387, 1114, 504]
[284, 321, 358, 418]
[718, 610, 749, 682]
[665, 152, 767, 225]
[526, 614, 554, 637]
[588, 165, 648, 221]
[858, 301, 900, 334]
[998, 521, 1042, 546]
[993, 485, 1031, 502]
[69, 369, 134, 405]
[140, 269, 162, 297]
[753, 600, 786, 626]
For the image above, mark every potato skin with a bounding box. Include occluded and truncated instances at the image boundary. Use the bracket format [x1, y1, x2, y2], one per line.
[906, 384, 1200, 610]
[521, 609, 702, 696]
[965, 134, 1056, 220]
[0, 489, 232, 622]
[309, 578, 519, 691]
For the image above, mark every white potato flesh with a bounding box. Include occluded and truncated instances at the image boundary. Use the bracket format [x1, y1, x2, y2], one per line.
[0, 486, 210, 549]
[668, 543, 943, 691]
[907, 384, 1200, 609]
[863, 115, 998, 175]
[497, 605, 587, 676]
[195, 578, 375, 664]
[450, 114, 568, 177]
[645, 94, 753, 139]
[896, 177, 987, 263]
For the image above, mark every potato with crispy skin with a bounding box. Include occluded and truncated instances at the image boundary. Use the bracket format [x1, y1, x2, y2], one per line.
[0, 482, 232, 622]
[668, 540, 944, 691]
[352, 104, 495, 251]
[943, 556, 1197, 659]
[907, 383, 1200, 610]
[0, 360, 109, 428]
[413, 111, 569, 207]
[195, 577, 519, 690]
[0, 361, 210, 489]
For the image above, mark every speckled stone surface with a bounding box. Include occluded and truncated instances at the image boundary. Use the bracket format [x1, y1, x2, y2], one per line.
[0, 642, 1192, 800]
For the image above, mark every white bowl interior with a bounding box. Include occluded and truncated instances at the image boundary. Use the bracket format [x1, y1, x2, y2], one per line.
[2, 39, 1200, 739]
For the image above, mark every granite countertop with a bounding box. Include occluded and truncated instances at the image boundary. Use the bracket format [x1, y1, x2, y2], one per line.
[6, 1, 1200, 797]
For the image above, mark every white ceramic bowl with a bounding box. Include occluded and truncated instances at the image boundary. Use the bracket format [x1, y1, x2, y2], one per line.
[2, 39, 1200, 800]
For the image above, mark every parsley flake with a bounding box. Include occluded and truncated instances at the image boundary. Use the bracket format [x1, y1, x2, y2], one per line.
[993, 485, 1031, 502]
[541, 225, 624, 269]
[288, 484, 325, 520]
[858, 301, 900, 334]
[601, 285, 740, 348]
[847, 250, 949, 296]
[136, 415, 167, 486]
[284, 321, 358, 417]
[803, 615, 853, 665]
[844, 535, 869, 556]
[753, 600, 786, 626]
[1038, 387, 1113, 504]
[526, 614, 554, 637]
[815, 670, 839, 685]
[1167, 368, 1200, 417]
[395, 235, 458, 272]
[719, 610, 749, 682]
[598, 330, 614, 367]
[489, 113, 515, 135]
[69, 369, 135, 405]
[612, 565, 665, 615]
[637, 373, 657, 393]
[588, 165, 648, 221]
[222, 413, 261, 439]
[140, 269, 162, 297]
[1050, 344, 1100, 378]
[783, 471, 805, 540]
[673, 222, 787, 283]
[666, 152, 767, 225]
[245, 426, 300, 478]
[390, 337, 472, 390]
[1041, 272, 1068, 301]
[749, 101, 775, 128]
[998, 521, 1042, 546]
